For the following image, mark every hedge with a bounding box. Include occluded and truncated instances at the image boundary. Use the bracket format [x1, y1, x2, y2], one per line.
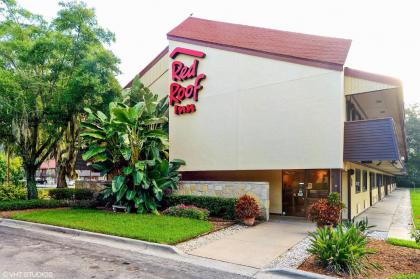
[0, 199, 97, 211]
[49, 188, 94, 200]
[0, 199, 68, 211]
[165, 195, 237, 219]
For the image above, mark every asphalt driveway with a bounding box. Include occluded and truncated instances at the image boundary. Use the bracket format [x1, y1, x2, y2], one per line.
[0, 225, 250, 279]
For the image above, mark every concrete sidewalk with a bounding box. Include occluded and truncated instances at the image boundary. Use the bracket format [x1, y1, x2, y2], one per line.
[188, 218, 315, 268]
[355, 188, 413, 240]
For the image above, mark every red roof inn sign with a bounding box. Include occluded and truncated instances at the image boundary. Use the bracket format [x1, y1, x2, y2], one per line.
[169, 47, 206, 115]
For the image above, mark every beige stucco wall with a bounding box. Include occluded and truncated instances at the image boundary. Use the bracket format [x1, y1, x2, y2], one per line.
[168, 40, 345, 171]
[138, 52, 169, 100]
[344, 76, 396, 95]
[344, 162, 393, 218]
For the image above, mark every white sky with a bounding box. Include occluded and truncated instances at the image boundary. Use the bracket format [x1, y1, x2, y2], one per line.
[16, 0, 420, 104]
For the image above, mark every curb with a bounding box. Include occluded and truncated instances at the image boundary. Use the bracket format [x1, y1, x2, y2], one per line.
[0, 218, 182, 255]
[257, 268, 336, 279]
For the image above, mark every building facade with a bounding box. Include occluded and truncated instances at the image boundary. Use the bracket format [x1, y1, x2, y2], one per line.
[127, 17, 406, 220]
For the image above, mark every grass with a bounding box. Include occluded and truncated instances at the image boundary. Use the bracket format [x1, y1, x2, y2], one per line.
[410, 188, 420, 229]
[391, 274, 420, 279]
[386, 238, 420, 250]
[11, 208, 213, 244]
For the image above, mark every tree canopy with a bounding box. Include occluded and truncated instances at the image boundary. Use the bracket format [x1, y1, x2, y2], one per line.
[0, 0, 121, 198]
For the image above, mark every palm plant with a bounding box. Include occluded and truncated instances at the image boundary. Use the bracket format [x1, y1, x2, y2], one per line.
[80, 81, 184, 213]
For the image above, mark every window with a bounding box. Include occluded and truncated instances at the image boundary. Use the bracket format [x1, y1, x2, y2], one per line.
[355, 169, 361, 193]
[362, 171, 368, 192]
[370, 172, 376, 189]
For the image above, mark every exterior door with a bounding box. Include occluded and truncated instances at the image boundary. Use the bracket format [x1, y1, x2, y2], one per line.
[282, 169, 330, 217]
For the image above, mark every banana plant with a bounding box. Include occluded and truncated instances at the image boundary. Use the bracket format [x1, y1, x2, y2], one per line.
[80, 80, 185, 214]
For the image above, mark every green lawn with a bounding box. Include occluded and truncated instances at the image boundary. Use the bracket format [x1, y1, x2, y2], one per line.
[411, 189, 420, 229]
[386, 238, 420, 250]
[11, 208, 213, 244]
[391, 274, 420, 279]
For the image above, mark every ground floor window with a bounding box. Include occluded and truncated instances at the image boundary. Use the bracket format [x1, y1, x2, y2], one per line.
[355, 169, 361, 193]
[282, 169, 329, 217]
[362, 170, 368, 192]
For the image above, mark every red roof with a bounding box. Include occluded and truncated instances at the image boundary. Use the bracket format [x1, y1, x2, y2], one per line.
[40, 159, 56, 170]
[344, 67, 402, 86]
[167, 17, 352, 70]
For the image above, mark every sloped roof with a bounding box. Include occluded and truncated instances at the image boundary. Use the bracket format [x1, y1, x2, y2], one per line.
[344, 67, 402, 86]
[167, 17, 352, 70]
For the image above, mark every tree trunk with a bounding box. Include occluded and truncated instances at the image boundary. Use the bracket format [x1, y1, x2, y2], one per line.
[6, 146, 10, 185]
[25, 166, 38, 199]
[56, 166, 67, 188]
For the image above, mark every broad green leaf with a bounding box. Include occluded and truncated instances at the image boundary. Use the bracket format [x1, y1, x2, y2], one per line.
[171, 159, 186, 166]
[112, 107, 132, 124]
[116, 184, 128, 202]
[80, 131, 105, 140]
[82, 146, 106, 161]
[121, 148, 131, 161]
[91, 153, 108, 162]
[123, 166, 133, 175]
[133, 170, 143, 186]
[135, 161, 145, 170]
[126, 190, 136, 200]
[112, 175, 125, 192]
[153, 186, 163, 201]
[97, 111, 108, 122]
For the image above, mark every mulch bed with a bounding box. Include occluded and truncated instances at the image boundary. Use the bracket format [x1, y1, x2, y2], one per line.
[207, 217, 235, 232]
[299, 240, 420, 278]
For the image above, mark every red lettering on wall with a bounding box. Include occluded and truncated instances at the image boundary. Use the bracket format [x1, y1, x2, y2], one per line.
[174, 104, 196, 114]
[169, 47, 205, 59]
[169, 47, 206, 115]
[171, 60, 199, 82]
[169, 73, 206, 106]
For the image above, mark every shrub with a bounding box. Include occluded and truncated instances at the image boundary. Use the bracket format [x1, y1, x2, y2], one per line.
[0, 199, 68, 211]
[308, 193, 345, 227]
[165, 195, 237, 219]
[48, 188, 94, 200]
[235, 195, 259, 220]
[163, 204, 209, 220]
[342, 217, 375, 233]
[74, 189, 94, 200]
[307, 224, 380, 276]
[49, 188, 74, 200]
[411, 229, 420, 244]
[0, 184, 27, 201]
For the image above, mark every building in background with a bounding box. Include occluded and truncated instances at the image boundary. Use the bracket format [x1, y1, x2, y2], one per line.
[126, 17, 406, 220]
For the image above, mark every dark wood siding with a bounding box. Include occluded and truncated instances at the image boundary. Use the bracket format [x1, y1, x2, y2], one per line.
[344, 118, 400, 162]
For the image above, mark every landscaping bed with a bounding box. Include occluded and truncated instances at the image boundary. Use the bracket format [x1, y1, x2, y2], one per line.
[10, 208, 213, 244]
[299, 239, 420, 278]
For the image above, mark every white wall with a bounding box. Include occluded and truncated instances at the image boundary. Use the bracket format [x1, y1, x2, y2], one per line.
[138, 52, 169, 100]
[168, 41, 345, 171]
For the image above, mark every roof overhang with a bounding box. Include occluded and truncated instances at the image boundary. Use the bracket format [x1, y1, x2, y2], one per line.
[344, 118, 406, 175]
[344, 68, 407, 160]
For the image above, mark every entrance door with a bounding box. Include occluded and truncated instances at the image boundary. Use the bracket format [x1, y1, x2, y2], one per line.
[282, 169, 330, 217]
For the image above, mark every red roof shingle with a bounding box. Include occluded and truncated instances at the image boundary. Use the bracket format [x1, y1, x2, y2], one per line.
[167, 17, 352, 70]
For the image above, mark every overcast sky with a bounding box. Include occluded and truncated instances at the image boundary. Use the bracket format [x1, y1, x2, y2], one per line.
[16, 0, 420, 104]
